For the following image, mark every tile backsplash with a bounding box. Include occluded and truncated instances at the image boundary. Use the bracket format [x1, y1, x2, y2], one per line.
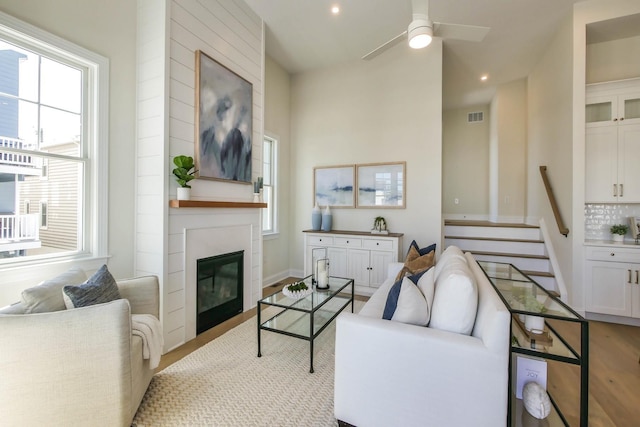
[584, 203, 640, 240]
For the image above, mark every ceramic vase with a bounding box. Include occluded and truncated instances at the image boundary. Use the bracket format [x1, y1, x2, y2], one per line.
[321, 205, 332, 231]
[311, 203, 322, 230]
[177, 187, 190, 201]
[524, 315, 545, 334]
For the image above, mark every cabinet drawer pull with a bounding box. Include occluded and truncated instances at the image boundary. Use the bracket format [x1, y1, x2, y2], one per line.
[610, 253, 615, 257]
[636, 270, 639, 285]
[628, 270, 632, 283]
[613, 184, 617, 197]
[620, 184, 624, 197]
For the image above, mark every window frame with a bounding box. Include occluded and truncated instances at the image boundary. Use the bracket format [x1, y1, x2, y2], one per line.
[262, 135, 278, 236]
[0, 11, 109, 267]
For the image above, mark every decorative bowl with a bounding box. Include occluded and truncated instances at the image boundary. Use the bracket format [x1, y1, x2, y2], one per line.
[282, 282, 313, 299]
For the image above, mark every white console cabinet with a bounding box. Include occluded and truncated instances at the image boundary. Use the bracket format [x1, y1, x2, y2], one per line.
[304, 230, 403, 296]
[585, 245, 640, 319]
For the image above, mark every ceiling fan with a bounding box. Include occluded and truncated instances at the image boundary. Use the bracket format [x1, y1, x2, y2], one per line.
[361, 0, 490, 60]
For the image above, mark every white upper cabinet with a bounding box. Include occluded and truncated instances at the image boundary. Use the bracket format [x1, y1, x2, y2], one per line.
[585, 79, 640, 203]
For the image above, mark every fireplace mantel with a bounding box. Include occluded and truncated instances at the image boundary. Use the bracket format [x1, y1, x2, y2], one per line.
[169, 200, 267, 209]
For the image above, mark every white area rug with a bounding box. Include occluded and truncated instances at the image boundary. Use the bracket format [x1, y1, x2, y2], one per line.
[133, 300, 364, 426]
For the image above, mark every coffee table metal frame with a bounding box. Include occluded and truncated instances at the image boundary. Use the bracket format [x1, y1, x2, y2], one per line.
[257, 275, 354, 373]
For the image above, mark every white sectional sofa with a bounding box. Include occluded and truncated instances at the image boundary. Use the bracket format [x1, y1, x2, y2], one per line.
[334, 247, 511, 427]
[0, 268, 160, 427]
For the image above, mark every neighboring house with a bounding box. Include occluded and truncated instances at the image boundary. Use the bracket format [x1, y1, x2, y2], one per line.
[0, 49, 40, 258]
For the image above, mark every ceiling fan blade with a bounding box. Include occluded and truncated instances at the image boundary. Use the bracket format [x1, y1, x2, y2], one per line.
[433, 22, 490, 42]
[361, 30, 407, 60]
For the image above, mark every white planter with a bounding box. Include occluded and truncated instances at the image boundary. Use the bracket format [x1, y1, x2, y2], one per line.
[177, 187, 191, 201]
[612, 234, 624, 242]
[524, 315, 545, 334]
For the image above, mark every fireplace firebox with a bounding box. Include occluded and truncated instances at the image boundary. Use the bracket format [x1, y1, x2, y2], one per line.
[196, 250, 243, 334]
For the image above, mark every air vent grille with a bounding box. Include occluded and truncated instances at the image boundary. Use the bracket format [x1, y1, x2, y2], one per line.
[467, 111, 484, 123]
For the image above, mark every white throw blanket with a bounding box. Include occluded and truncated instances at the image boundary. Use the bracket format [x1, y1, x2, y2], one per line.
[132, 314, 163, 369]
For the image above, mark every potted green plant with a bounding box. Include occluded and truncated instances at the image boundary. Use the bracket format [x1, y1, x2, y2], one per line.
[371, 216, 388, 234]
[172, 155, 196, 200]
[610, 224, 628, 242]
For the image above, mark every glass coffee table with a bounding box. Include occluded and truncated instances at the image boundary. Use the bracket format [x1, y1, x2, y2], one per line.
[257, 275, 354, 373]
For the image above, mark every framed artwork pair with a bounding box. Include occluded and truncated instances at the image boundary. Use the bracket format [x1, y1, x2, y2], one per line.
[314, 162, 406, 208]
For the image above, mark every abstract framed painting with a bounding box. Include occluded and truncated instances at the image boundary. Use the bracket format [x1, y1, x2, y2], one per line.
[356, 161, 406, 208]
[195, 50, 252, 183]
[313, 165, 355, 208]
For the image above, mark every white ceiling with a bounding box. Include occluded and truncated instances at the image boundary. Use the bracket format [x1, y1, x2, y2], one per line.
[243, 0, 637, 110]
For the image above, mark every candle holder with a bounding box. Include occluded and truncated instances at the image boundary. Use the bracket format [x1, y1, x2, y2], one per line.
[311, 247, 328, 288]
[315, 258, 330, 290]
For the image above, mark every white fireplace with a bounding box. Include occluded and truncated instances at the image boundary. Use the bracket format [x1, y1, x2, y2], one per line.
[184, 224, 254, 341]
[161, 206, 263, 351]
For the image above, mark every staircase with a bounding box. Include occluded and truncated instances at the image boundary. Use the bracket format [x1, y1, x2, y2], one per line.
[444, 220, 560, 296]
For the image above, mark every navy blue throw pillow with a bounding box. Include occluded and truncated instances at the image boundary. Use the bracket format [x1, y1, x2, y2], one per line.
[382, 278, 403, 320]
[408, 240, 436, 257]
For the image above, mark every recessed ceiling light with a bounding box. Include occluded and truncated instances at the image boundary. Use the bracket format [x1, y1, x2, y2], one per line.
[331, 5, 340, 15]
[480, 75, 489, 81]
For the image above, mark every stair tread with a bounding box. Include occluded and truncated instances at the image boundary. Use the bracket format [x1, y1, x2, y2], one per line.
[470, 250, 549, 260]
[445, 220, 539, 229]
[521, 270, 555, 278]
[445, 235, 543, 244]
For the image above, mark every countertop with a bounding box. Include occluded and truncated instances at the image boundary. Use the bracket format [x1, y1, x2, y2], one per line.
[584, 239, 640, 248]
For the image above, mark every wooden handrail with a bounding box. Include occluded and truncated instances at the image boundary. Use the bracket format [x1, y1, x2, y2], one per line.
[539, 166, 569, 237]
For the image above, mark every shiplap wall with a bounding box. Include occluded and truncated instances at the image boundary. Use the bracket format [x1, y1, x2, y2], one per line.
[136, 0, 264, 351]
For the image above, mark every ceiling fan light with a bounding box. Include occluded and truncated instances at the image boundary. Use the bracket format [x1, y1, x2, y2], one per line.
[408, 19, 433, 49]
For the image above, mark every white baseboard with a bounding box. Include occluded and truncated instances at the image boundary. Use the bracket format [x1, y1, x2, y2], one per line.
[262, 268, 306, 288]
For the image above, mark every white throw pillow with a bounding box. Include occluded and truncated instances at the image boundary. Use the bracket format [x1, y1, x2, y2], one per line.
[416, 266, 436, 316]
[430, 261, 478, 335]
[382, 276, 429, 326]
[434, 245, 467, 279]
[21, 267, 88, 313]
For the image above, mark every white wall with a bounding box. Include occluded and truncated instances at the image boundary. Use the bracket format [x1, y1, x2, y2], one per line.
[136, 0, 265, 350]
[289, 41, 443, 270]
[442, 105, 490, 218]
[493, 79, 528, 222]
[263, 56, 291, 284]
[587, 34, 640, 83]
[0, 0, 137, 305]
[527, 13, 575, 303]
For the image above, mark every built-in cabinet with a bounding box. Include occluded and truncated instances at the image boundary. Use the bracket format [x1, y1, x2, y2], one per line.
[585, 245, 640, 319]
[585, 78, 640, 203]
[303, 230, 403, 296]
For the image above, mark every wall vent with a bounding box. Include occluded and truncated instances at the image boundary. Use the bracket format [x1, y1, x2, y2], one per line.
[467, 111, 484, 123]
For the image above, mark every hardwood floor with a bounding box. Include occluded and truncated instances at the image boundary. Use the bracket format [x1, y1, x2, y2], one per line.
[156, 284, 640, 426]
[547, 319, 640, 427]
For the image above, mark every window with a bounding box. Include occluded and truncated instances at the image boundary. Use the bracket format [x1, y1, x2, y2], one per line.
[0, 11, 108, 264]
[39, 200, 48, 229]
[262, 136, 277, 234]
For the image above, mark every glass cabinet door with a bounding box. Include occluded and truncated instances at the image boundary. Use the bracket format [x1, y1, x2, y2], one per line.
[620, 93, 640, 124]
[586, 95, 615, 126]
